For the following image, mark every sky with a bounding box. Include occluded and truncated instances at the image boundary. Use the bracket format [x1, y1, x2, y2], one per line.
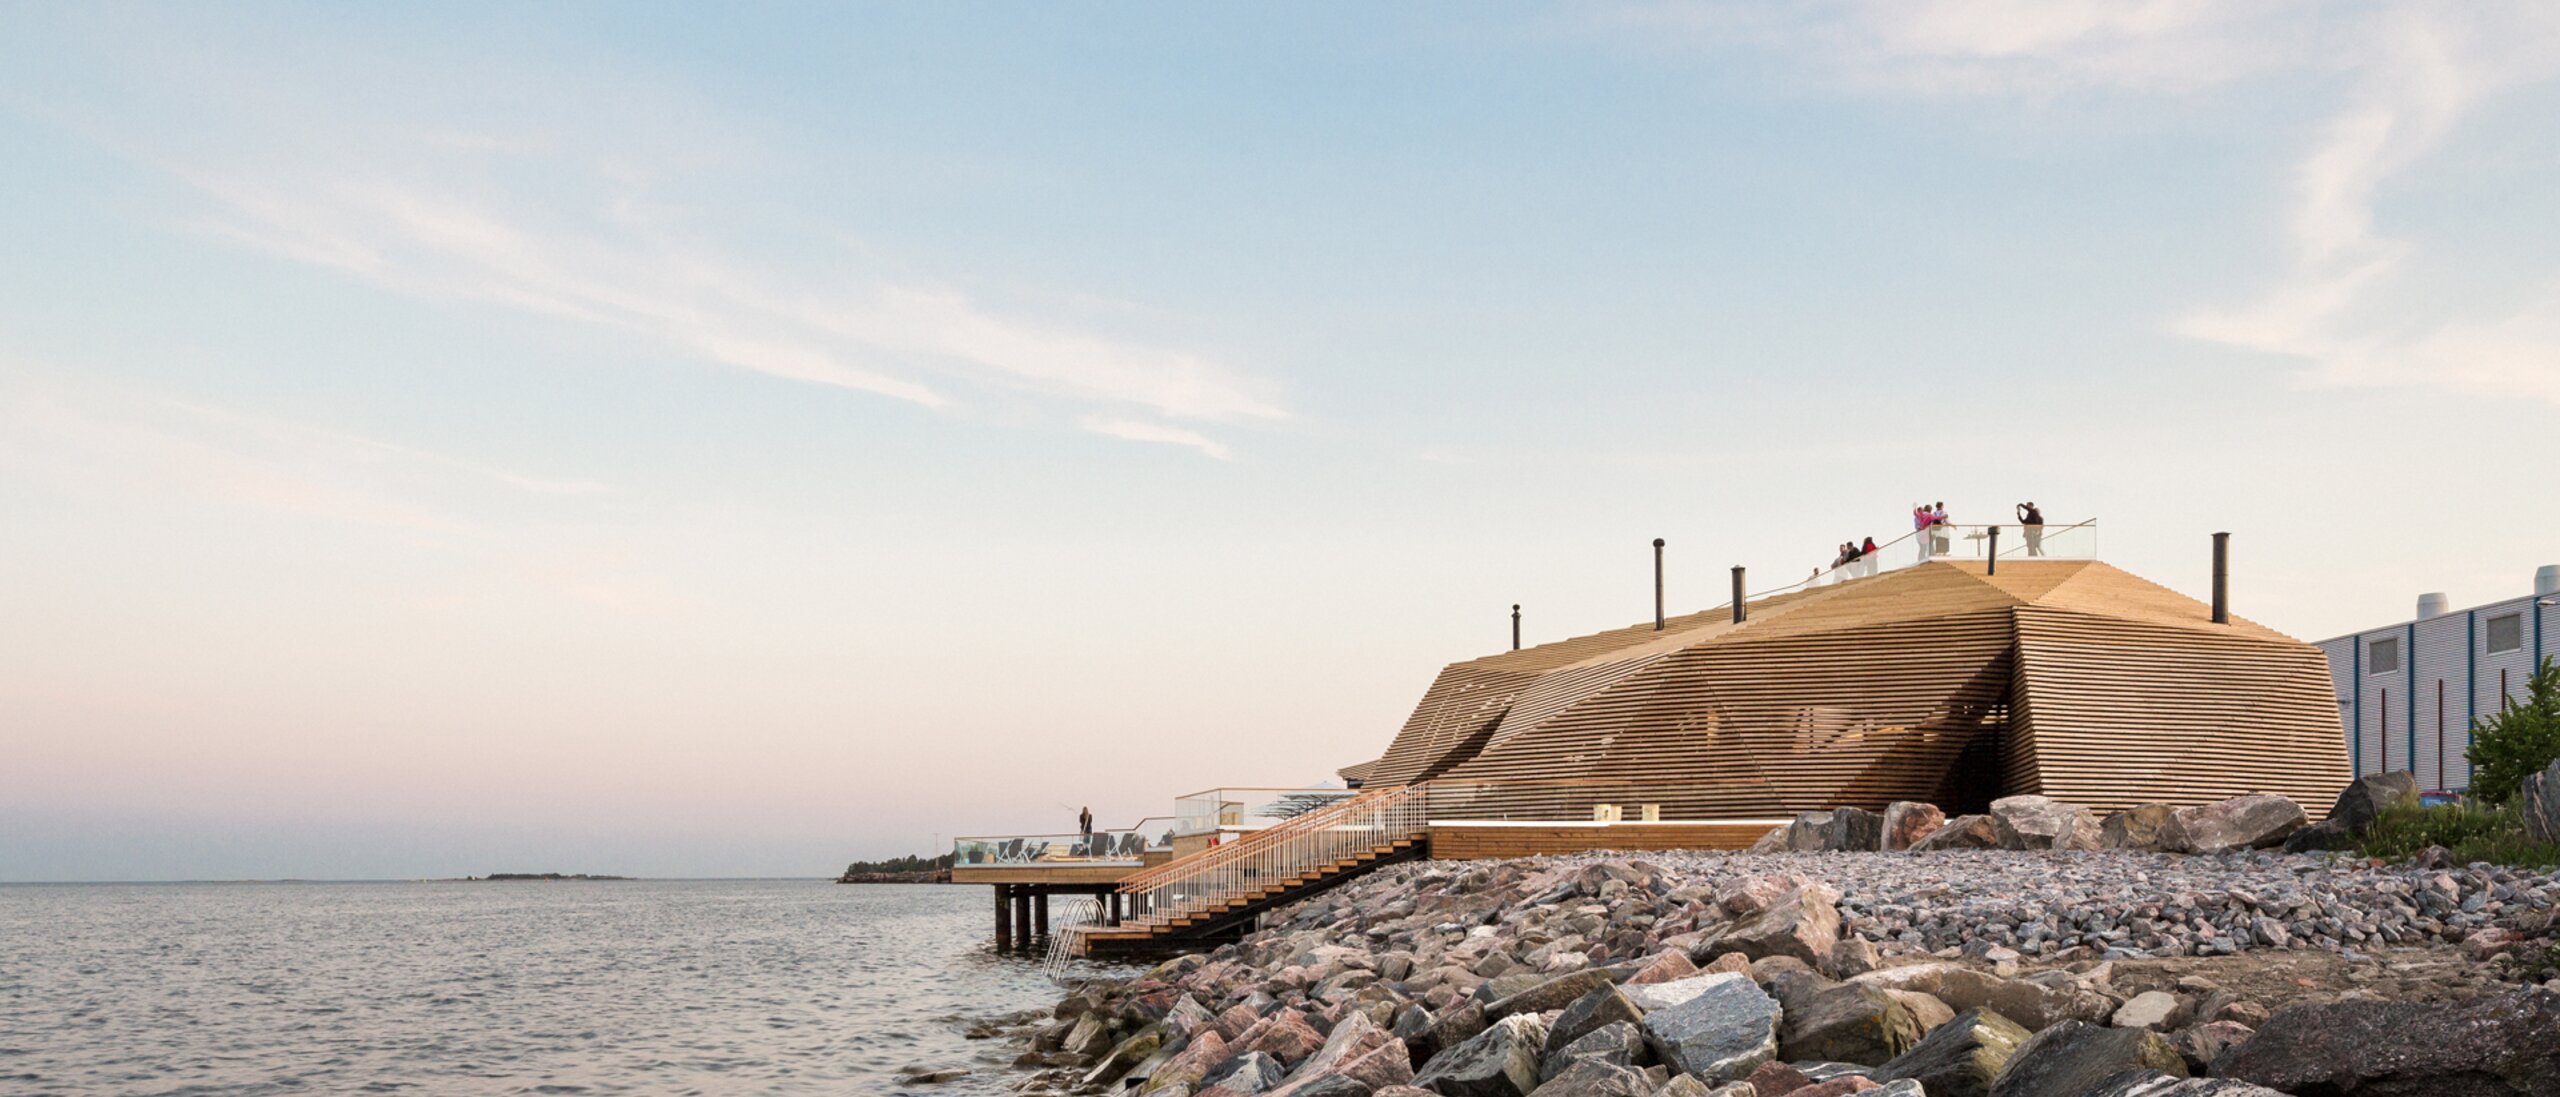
[3, 2, 2557, 881]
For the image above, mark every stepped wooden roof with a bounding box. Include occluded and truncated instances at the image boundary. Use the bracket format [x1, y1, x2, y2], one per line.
[1364, 560, 2351, 817]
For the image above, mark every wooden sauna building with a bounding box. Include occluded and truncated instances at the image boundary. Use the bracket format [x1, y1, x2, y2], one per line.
[1341, 558, 2353, 839]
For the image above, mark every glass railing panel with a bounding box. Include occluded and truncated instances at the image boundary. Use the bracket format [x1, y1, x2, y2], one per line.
[951, 825, 1161, 866]
[1171, 787, 1357, 836]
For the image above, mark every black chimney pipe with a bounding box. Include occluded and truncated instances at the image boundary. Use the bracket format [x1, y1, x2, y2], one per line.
[1511, 604, 1521, 651]
[2212, 532, 2231, 624]
[1653, 538, 1665, 631]
[1987, 525, 2000, 576]
[1731, 566, 1746, 624]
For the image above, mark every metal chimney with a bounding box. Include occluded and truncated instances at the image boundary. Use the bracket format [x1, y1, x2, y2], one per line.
[1511, 604, 1521, 651]
[2537, 565, 2559, 598]
[2416, 592, 2450, 620]
[2211, 532, 2230, 625]
[1653, 539, 1666, 631]
[1731, 567, 1746, 624]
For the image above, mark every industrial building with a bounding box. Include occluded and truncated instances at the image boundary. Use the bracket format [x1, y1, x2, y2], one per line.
[2316, 565, 2560, 793]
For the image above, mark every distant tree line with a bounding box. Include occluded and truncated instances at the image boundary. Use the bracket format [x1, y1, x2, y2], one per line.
[841, 852, 957, 876]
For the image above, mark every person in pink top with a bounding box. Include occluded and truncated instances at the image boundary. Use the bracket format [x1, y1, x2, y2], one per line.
[1913, 503, 1934, 562]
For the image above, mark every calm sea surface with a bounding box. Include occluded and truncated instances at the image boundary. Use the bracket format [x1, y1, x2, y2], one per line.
[0, 880, 1086, 1096]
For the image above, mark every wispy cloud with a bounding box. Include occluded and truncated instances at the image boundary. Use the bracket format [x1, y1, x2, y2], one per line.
[24, 18, 1284, 459]
[1079, 415, 1235, 461]
[1611, 0, 2560, 407]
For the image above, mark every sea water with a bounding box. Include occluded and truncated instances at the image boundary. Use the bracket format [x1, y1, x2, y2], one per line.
[0, 880, 1072, 1095]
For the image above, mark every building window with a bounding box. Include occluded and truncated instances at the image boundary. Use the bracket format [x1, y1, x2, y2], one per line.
[2487, 613, 2524, 654]
[2369, 636, 2400, 674]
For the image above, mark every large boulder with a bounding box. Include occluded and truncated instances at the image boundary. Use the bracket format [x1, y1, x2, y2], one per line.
[1286, 1011, 1396, 1083]
[1413, 1013, 1550, 1097]
[2211, 988, 2560, 1095]
[1627, 972, 1740, 1013]
[1521, 1058, 1652, 1097]
[1910, 814, 2001, 851]
[1540, 1020, 1650, 1082]
[1787, 811, 1837, 852]
[1874, 966, 2113, 1031]
[1823, 807, 1885, 852]
[2099, 805, 2176, 851]
[1627, 949, 1697, 986]
[2327, 770, 2422, 835]
[1488, 970, 1616, 1022]
[1199, 1051, 1290, 1096]
[2521, 759, 2560, 845]
[1721, 882, 1841, 966]
[1781, 983, 1922, 1066]
[1547, 984, 1645, 1052]
[1875, 1007, 2032, 1097]
[2160, 795, 2306, 853]
[1881, 801, 1946, 851]
[1637, 973, 1782, 1083]
[1747, 825, 1790, 854]
[1990, 795, 2099, 851]
[1988, 1021, 2185, 1097]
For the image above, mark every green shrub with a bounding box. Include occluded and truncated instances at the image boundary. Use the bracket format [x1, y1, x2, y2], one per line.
[2468, 656, 2560, 806]
[2357, 801, 2560, 867]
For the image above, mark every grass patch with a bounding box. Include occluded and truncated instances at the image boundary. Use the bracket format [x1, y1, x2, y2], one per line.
[2357, 802, 2560, 868]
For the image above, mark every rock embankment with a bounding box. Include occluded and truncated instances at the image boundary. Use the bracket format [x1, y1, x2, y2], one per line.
[1008, 781, 2560, 1097]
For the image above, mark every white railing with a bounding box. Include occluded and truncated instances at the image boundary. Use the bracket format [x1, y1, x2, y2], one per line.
[1114, 784, 1430, 938]
[1044, 896, 1103, 982]
[1755, 520, 2098, 599]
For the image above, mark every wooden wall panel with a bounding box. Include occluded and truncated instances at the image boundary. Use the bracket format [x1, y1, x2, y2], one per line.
[1427, 822, 1773, 860]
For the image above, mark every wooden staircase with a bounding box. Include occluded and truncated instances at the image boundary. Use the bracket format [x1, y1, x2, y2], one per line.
[1069, 784, 1432, 959]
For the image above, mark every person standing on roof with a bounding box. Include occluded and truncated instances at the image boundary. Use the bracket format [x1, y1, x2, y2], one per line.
[1860, 536, 1879, 576]
[1930, 502, 1951, 558]
[1078, 806, 1094, 854]
[1913, 503, 1934, 562]
[2017, 501, 2046, 557]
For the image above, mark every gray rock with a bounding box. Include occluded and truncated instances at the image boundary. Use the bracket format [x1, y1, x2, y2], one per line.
[1912, 968, 2114, 1031]
[1868, 1082, 1926, 1097]
[1828, 937, 1881, 979]
[2326, 770, 2421, 836]
[1746, 826, 1790, 855]
[1490, 970, 1617, 1022]
[1280, 1076, 1375, 1097]
[1541, 1021, 1650, 1082]
[2523, 759, 2560, 845]
[1414, 1013, 1549, 1097]
[2109, 991, 2182, 1031]
[1722, 883, 1841, 966]
[1786, 811, 1836, 852]
[1882, 802, 1946, 851]
[1417, 1005, 1491, 1075]
[1990, 795, 2099, 851]
[1910, 814, 2001, 851]
[2080, 1074, 2289, 1097]
[1822, 807, 1884, 852]
[2160, 795, 2305, 853]
[1629, 972, 1744, 1013]
[1780, 984, 1921, 1066]
[1638, 973, 1782, 1083]
[1646, 1077, 1722, 1097]
[1988, 1021, 2185, 1097]
[2280, 819, 2356, 854]
[1524, 1058, 1652, 1097]
[1549, 987, 1647, 1063]
[2099, 805, 2176, 851]
[1201, 1051, 1289, 1095]
[2211, 988, 2560, 1096]
[1875, 1007, 2033, 1097]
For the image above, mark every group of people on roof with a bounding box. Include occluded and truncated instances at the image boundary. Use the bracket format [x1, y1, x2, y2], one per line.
[1813, 500, 2053, 583]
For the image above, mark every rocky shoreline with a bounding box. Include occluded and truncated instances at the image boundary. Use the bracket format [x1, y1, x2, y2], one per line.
[980, 782, 2560, 1097]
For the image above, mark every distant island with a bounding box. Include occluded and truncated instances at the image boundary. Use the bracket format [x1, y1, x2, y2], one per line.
[837, 853, 953, 884]
[466, 873, 632, 881]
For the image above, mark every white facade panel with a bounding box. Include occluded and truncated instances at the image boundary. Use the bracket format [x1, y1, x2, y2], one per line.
[2412, 613, 2466, 791]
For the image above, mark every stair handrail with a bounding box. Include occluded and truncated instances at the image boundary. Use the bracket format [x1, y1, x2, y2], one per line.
[1114, 785, 1398, 892]
[1113, 782, 1430, 930]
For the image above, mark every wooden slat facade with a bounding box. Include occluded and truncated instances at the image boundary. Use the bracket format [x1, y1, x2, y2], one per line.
[1362, 560, 2352, 821]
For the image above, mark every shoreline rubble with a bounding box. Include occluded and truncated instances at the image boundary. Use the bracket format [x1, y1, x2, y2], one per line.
[999, 787, 2560, 1097]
